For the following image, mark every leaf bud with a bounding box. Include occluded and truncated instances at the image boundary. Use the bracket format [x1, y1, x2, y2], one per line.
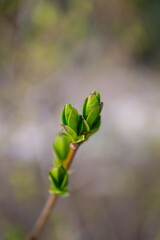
[53, 133, 70, 165]
[49, 166, 69, 196]
[62, 104, 79, 133]
[82, 91, 103, 129]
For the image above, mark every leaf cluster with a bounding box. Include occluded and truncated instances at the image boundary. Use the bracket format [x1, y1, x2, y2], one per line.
[49, 91, 103, 196]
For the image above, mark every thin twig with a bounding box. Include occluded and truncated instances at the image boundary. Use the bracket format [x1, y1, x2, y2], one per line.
[28, 143, 80, 240]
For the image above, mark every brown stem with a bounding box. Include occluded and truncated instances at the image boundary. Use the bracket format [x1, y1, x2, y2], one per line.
[28, 143, 80, 240]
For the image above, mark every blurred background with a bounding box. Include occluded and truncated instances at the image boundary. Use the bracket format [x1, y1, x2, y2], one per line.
[1, 0, 160, 239]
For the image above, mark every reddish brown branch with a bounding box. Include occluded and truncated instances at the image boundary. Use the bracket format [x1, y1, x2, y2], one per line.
[28, 143, 80, 240]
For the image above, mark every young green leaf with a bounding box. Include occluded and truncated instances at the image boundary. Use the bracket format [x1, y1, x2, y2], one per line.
[53, 133, 70, 163]
[82, 91, 101, 118]
[62, 104, 79, 134]
[82, 117, 90, 132]
[67, 107, 79, 133]
[86, 103, 103, 128]
[49, 166, 69, 196]
[61, 124, 77, 142]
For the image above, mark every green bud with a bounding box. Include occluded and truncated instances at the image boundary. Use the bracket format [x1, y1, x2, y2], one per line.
[53, 133, 70, 165]
[49, 166, 69, 196]
[86, 102, 103, 128]
[62, 104, 79, 133]
[82, 91, 103, 129]
[82, 91, 101, 119]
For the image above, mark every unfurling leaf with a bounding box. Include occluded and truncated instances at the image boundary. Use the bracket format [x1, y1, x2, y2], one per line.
[61, 124, 77, 142]
[81, 91, 103, 138]
[62, 104, 79, 133]
[82, 91, 101, 118]
[49, 166, 69, 196]
[86, 103, 103, 128]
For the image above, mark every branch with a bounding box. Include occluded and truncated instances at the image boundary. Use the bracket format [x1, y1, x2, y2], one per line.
[28, 143, 80, 240]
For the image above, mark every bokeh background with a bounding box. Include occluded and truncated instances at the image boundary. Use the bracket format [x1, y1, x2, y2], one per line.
[1, 0, 160, 239]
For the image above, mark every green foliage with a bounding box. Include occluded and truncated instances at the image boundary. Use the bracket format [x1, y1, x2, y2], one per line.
[50, 91, 103, 196]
